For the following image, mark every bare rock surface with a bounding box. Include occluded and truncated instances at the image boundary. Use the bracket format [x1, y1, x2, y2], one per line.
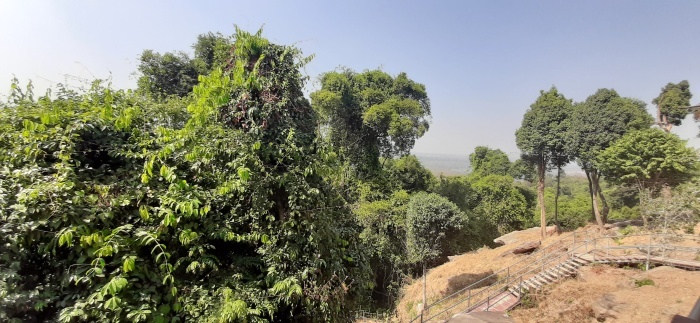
[511, 241, 541, 254]
[493, 226, 556, 245]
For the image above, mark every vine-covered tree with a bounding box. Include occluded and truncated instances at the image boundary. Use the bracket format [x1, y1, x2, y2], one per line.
[311, 69, 431, 177]
[566, 89, 653, 227]
[0, 28, 370, 322]
[653, 80, 692, 132]
[597, 128, 698, 225]
[515, 87, 571, 238]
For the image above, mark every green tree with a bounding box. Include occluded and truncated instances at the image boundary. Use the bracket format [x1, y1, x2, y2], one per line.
[383, 155, 436, 193]
[311, 69, 431, 177]
[469, 146, 512, 177]
[515, 87, 571, 238]
[471, 175, 528, 233]
[653, 80, 692, 132]
[566, 89, 653, 227]
[355, 190, 410, 308]
[597, 128, 698, 225]
[137, 33, 232, 98]
[510, 158, 536, 183]
[137, 50, 200, 98]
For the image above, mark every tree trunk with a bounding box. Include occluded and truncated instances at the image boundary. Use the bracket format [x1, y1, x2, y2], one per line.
[554, 166, 561, 231]
[537, 156, 547, 239]
[587, 169, 605, 230]
[592, 171, 609, 224]
[638, 187, 648, 226]
[585, 169, 595, 220]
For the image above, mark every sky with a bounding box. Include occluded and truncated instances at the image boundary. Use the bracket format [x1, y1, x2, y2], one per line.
[2, 0, 700, 159]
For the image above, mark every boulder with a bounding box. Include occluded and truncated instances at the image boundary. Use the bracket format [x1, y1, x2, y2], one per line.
[511, 241, 541, 254]
[591, 294, 620, 321]
[494, 226, 556, 245]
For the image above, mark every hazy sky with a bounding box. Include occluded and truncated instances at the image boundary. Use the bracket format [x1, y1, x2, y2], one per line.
[2, 1, 700, 158]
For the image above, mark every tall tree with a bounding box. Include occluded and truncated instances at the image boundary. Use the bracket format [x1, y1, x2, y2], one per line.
[566, 89, 653, 228]
[653, 80, 692, 132]
[311, 69, 431, 177]
[468, 146, 512, 177]
[515, 87, 571, 238]
[597, 129, 698, 225]
[136, 50, 200, 98]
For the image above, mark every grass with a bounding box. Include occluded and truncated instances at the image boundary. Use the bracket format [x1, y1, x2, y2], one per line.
[618, 225, 636, 236]
[634, 278, 655, 287]
[518, 289, 538, 309]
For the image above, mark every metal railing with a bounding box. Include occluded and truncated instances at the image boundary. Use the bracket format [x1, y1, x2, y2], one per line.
[412, 228, 600, 322]
[412, 230, 700, 322]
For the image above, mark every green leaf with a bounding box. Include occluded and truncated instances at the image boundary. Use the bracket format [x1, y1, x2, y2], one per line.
[105, 296, 121, 310]
[237, 167, 250, 181]
[123, 256, 136, 273]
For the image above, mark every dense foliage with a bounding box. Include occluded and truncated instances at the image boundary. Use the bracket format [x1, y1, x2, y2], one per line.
[311, 69, 431, 177]
[0, 29, 370, 322]
[137, 33, 232, 98]
[566, 89, 654, 226]
[597, 128, 698, 224]
[653, 80, 692, 131]
[2, 24, 700, 322]
[405, 193, 466, 265]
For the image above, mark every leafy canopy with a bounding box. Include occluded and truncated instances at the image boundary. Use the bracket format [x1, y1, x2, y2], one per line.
[405, 193, 465, 264]
[515, 87, 572, 165]
[0, 28, 370, 323]
[597, 128, 698, 192]
[566, 89, 653, 169]
[653, 80, 692, 127]
[311, 69, 431, 175]
[469, 146, 512, 177]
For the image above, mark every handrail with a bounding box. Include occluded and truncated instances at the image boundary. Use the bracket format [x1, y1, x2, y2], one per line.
[413, 230, 700, 322]
[411, 227, 600, 322]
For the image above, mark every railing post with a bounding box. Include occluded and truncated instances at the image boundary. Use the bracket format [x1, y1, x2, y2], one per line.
[519, 275, 522, 296]
[487, 295, 490, 311]
[467, 288, 471, 309]
[542, 247, 546, 272]
[646, 234, 651, 271]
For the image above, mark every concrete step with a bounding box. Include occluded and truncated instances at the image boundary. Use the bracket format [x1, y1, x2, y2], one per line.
[541, 271, 559, 281]
[524, 279, 540, 291]
[572, 257, 590, 266]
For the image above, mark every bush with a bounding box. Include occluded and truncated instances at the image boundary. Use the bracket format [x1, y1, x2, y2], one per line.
[634, 278, 655, 287]
[406, 193, 466, 265]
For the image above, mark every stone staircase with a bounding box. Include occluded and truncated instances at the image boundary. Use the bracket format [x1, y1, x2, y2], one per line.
[460, 253, 700, 318]
[464, 254, 593, 313]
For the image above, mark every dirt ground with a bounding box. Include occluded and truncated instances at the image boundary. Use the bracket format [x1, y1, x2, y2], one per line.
[509, 265, 700, 323]
[394, 223, 699, 322]
[396, 225, 566, 321]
